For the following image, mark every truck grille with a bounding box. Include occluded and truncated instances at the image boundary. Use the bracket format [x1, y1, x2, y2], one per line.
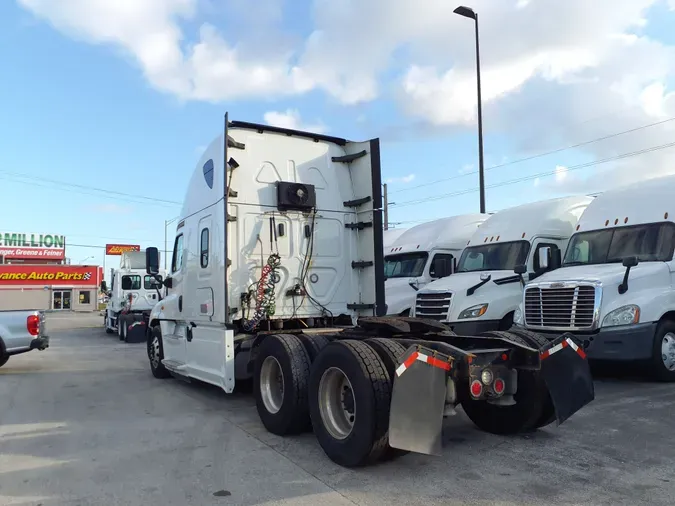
[525, 285, 597, 329]
[415, 292, 452, 321]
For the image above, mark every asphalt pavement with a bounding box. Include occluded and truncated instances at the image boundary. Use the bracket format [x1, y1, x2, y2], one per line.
[1, 317, 674, 505]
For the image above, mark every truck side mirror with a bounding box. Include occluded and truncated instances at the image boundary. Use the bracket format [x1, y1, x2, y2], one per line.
[146, 247, 160, 275]
[514, 264, 527, 275]
[164, 277, 174, 289]
[100, 281, 108, 292]
[452, 257, 457, 274]
[538, 247, 551, 271]
[622, 256, 638, 268]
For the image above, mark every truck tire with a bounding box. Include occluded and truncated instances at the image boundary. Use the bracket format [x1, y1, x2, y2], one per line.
[506, 328, 557, 429]
[0, 355, 8, 368]
[148, 326, 171, 379]
[309, 340, 392, 467]
[650, 320, 675, 382]
[104, 313, 114, 334]
[460, 330, 545, 435]
[297, 333, 330, 362]
[364, 337, 410, 461]
[118, 315, 126, 341]
[254, 334, 312, 435]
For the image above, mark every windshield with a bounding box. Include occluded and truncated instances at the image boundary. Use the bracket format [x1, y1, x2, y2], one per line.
[457, 240, 530, 272]
[384, 252, 428, 278]
[564, 223, 675, 266]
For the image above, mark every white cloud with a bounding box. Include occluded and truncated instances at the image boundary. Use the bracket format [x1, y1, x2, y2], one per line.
[263, 109, 326, 133]
[385, 174, 416, 184]
[555, 165, 569, 182]
[16, 0, 675, 191]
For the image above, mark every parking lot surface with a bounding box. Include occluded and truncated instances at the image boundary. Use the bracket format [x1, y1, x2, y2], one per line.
[1, 318, 674, 506]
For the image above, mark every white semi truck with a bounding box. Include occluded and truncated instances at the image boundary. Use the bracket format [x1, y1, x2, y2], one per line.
[103, 251, 166, 341]
[384, 214, 488, 316]
[411, 196, 593, 334]
[383, 228, 408, 250]
[515, 174, 675, 381]
[141, 115, 595, 467]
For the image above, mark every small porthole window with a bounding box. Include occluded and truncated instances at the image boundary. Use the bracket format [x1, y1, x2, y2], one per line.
[203, 159, 214, 189]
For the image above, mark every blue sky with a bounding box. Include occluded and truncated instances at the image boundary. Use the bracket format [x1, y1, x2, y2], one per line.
[2, 0, 674, 280]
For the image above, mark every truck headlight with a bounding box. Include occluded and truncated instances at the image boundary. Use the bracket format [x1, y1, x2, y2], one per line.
[513, 307, 523, 326]
[458, 303, 489, 319]
[602, 305, 640, 327]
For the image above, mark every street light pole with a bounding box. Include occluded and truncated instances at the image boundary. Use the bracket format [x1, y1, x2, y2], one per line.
[454, 5, 486, 214]
[164, 216, 180, 270]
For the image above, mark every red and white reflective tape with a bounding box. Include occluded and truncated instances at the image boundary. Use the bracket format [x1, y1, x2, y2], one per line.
[395, 351, 451, 377]
[540, 337, 586, 360]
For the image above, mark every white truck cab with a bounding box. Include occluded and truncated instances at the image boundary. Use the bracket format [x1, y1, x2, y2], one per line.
[384, 214, 488, 316]
[139, 116, 595, 468]
[383, 228, 408, 250]
[515, 174, 675, 381]
[104, 251, 166, 339]
[412, 196, 593, 334]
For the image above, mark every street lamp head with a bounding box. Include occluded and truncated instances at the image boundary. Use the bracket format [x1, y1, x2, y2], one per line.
[454, 5, 476, 19]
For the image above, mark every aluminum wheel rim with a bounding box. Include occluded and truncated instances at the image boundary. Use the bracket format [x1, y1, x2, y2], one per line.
[318, 367, 355, 440]
[662, 333, 675, 371]
[150, 336, 161, 369]
[260, 356, 284, 414]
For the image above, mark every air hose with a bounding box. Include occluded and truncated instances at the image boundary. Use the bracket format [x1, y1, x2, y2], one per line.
[242, 253, 281, 331]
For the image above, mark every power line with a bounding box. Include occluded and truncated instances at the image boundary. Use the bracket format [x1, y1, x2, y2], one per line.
[0, 171, 182, 207]
[389, 115, 675, 194]
[392, 140, 675, 209]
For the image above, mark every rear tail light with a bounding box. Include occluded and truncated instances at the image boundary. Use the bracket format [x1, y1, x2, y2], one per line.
[27, 315, 40, 336]
[470, 379, 483, 398]
[493, 378, 505, 395]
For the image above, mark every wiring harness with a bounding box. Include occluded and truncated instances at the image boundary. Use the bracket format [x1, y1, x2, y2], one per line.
[242, 253, 281, 331]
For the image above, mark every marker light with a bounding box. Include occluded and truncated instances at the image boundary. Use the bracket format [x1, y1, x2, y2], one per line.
[470, 380, 483, 398]
[493, 378, 505, 395]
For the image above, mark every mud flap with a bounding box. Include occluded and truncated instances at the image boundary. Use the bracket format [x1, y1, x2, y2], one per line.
[388, 346, 450, 455]
[539, 333, 595, 425]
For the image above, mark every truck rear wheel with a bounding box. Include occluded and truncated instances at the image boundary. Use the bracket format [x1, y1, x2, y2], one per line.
[254, 334, 312, 435]
[297, 333, 330, 362]
[148, 326, 171, 379]
[0, 355, 8, 368]
[365, 338, 410, 461]
[309, 340, 392, 467]
[461, 330, 546, 435]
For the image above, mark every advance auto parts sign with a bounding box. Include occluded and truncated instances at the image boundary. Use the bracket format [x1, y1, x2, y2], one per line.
[0, 266, 98, 286]
[0, 232, 66, 260]
[105, 244, 141, 255]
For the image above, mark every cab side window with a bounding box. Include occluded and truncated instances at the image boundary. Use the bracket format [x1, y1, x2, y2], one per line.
[172, 234, 184, 273]
[429, 253, 454, 278]
[533, 242, 560, 271]
[200, 228, 209, 268]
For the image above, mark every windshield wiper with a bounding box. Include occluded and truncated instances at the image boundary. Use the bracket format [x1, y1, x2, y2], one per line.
[563, 261, 585, 266]
[467, 274, 491, 296]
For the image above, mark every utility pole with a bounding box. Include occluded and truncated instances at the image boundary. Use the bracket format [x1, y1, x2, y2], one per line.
[383, 183, 389, 231]
[164, 216, 180, 270]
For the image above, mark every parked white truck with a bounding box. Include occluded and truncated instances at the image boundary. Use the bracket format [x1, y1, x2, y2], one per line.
[141, 115, 595, 467]
[384, 214, 488, 316]
[383, 228, 408, 250]
[103, 251, 166, 341]
[411, 196, 593, 334]
[515, 174, 675, 381]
